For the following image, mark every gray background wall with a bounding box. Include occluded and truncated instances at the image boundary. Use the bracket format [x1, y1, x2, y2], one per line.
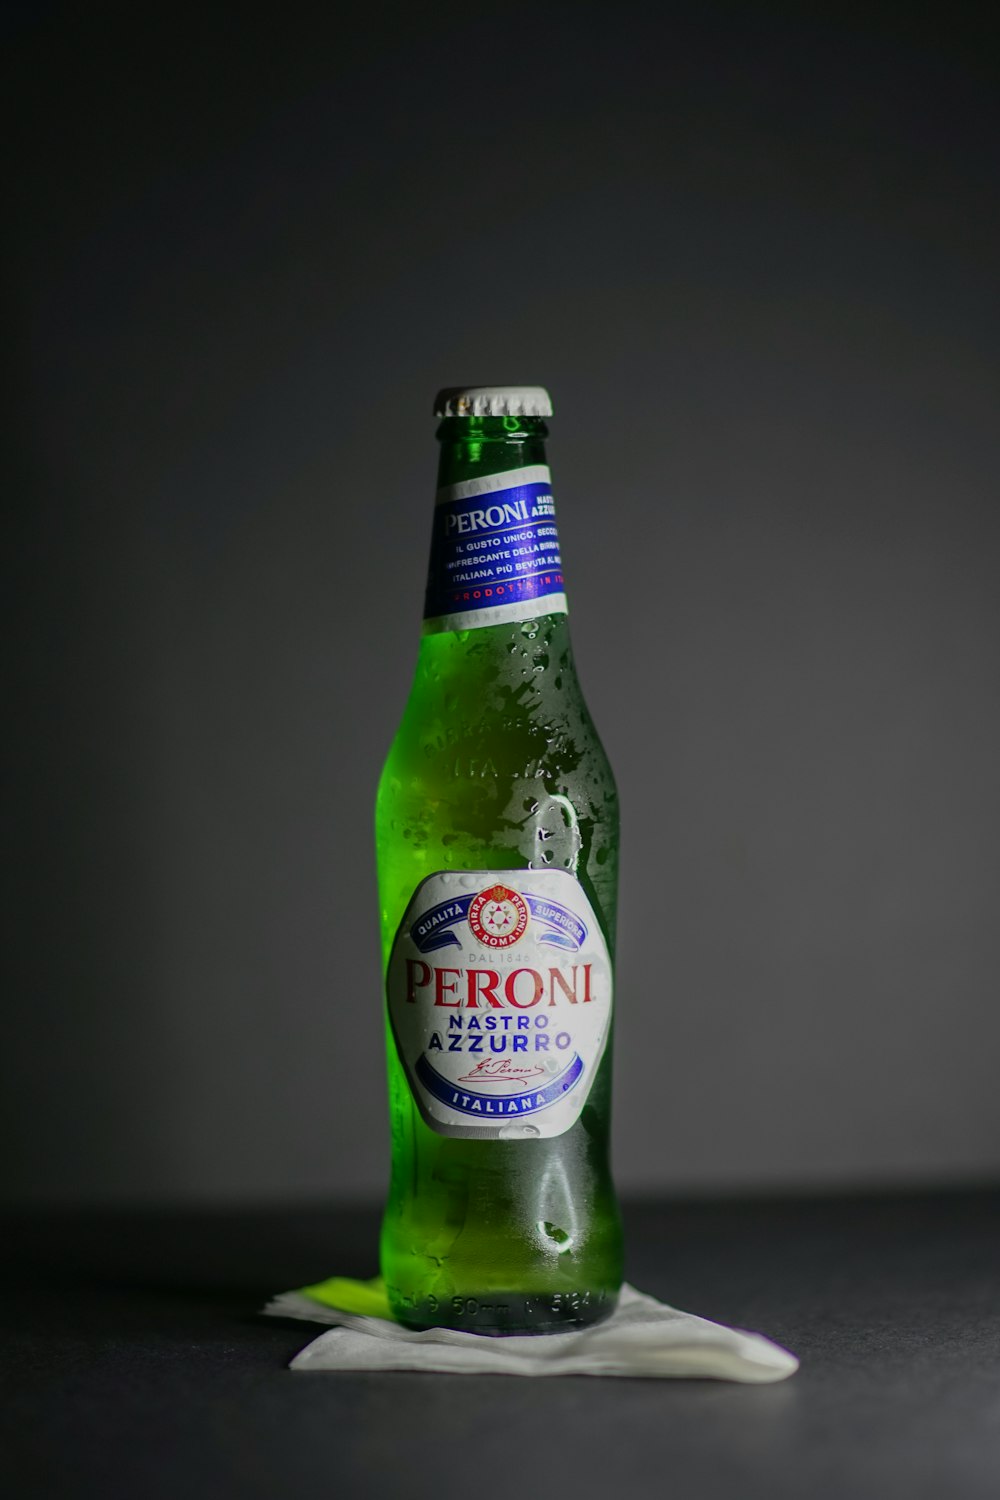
[5, 2, 999, 1204]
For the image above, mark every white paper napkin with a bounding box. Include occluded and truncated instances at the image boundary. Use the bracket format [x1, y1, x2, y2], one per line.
[264, 1279, 798, 1383]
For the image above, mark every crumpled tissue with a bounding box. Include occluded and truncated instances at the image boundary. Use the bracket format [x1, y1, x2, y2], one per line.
[264, 1276, 798, 1382]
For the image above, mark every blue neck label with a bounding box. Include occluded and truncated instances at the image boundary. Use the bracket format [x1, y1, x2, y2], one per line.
[423, 464, 568, 633]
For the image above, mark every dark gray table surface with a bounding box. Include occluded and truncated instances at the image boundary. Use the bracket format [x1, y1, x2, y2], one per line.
[2, 1190, 999, 1499]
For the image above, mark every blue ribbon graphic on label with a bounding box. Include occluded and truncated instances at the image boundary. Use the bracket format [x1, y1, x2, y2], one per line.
[411, 893, 587, 954]
[416, 1052, 584, 1118]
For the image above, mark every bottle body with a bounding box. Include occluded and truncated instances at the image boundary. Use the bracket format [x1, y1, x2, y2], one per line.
[376, 410, 622, 1334]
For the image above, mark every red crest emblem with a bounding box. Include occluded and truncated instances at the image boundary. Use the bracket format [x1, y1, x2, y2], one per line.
[468, 883, 529, 948]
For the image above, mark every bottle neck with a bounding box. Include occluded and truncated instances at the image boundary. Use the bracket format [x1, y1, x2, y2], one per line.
[435, 415, 550, 490]
[423, 417, 568, 635]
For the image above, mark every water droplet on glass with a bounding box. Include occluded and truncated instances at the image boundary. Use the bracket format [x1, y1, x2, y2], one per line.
[499, 1122, 541, 1139]
[537, 1220, 573, 1251]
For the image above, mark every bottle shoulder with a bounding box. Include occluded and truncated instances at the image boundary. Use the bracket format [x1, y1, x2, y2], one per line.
[381, 617, 616, 798]
[377, 615, 618, 948]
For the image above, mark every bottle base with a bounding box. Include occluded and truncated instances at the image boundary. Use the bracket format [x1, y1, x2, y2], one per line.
[391, 1286, 620, 1337]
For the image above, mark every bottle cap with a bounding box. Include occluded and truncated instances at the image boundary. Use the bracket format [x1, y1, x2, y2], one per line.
[434, 385, 553, 418]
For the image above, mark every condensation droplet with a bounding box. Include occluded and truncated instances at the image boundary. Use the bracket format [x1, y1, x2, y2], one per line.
[498, 1122, 541, 1139]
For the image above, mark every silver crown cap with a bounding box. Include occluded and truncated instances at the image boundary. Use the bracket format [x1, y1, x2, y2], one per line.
[434, 385, 553, 418]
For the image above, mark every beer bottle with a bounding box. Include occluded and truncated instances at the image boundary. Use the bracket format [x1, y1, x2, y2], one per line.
[377, 386, 622, 1333]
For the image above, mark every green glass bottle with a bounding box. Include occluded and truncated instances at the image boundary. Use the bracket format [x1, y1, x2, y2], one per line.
[376, 385, 622, 1334]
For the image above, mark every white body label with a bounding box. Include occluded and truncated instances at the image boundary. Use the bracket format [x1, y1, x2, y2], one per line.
[387, 869, 613, 1140]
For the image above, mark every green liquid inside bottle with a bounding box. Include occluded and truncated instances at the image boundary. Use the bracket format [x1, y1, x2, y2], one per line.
[376, 406, 623, 1334]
